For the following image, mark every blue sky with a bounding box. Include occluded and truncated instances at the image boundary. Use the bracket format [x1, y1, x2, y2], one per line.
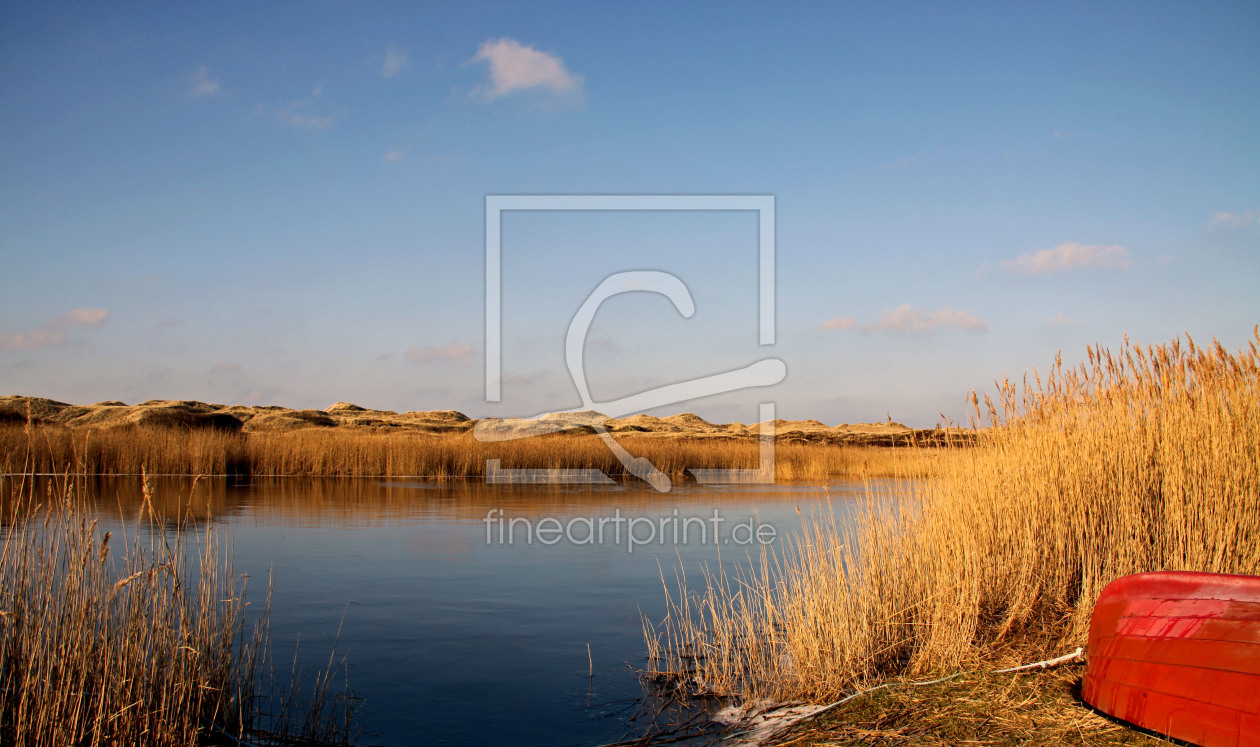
[2, 1, 1258, 426]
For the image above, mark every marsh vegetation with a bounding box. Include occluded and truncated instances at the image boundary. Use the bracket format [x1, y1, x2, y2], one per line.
[0, 425, 945, 483]
[0, 475, 358, 746]
[646, 331, 1260, 707]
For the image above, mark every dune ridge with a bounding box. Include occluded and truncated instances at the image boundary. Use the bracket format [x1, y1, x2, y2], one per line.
[0, 395, 968, 447]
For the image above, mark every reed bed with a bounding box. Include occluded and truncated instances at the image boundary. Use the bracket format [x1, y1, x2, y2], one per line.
[0, 474, 357, 746]
[645, 331, 1260, 703]
[0, 425, 937, 482]
[1, 425, 251, 477]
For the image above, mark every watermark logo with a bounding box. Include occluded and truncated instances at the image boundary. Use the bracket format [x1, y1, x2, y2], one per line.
[479, 195, 783, 492]
[482, 508, 778, 553]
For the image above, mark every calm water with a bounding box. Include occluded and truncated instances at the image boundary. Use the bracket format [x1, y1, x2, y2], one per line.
[25, 476, 876, 746]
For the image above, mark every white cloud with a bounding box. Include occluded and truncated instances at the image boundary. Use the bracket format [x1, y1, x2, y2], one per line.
[0, 308, 109, 349]
[265, 92, 344, 129]
[1000, 242, 1131, 276]
[62, 309, 108, 325]
[381, 45, 409, 78]
[817, 306, 987, 333]
[874, 306, 987, 332]
[887, 153, 921, 168]
[816, 316, 859, 331]
[276, 108, 340, 129]
[1050, 313, 1073, 326]
[406, 340, 477, 365]
[585, 336, 619, 353]
[1207, 209, 1259, 232]
[209, 362, 241, 375]
[383, 148, 406, 163]
[188, 65, 221, 98]
[469, 38, 583, 101]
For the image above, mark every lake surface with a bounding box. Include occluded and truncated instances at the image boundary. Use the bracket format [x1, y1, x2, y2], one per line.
[21, 476, 876, 746]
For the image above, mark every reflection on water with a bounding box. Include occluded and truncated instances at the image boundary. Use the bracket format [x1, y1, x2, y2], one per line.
[3, 475, 885, 746]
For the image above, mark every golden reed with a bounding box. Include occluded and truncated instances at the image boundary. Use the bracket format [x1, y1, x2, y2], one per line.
[0, 475, 356, 746]
[645, 330, 1260, 702]
[1, 426, 937, 482]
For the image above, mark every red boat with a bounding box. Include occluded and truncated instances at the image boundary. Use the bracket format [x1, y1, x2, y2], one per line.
[1082, 571, 1260, 747]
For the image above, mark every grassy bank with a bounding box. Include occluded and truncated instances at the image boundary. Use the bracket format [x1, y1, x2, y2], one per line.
[0, 475, 356, 746]
[775, 664, 1165, 746]
[0, 425, 943, 481]
[646, 331, 1260, 705]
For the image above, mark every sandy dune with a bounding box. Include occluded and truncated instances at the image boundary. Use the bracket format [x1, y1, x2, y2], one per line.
[0, 395, 968, 446]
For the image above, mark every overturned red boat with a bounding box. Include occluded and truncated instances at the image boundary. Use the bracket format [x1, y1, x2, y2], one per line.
[1082, 571, 1260, 747]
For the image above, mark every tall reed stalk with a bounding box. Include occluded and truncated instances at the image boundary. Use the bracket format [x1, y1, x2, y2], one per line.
[646, 331, 1260, 702]
[0, 473, 357, 745]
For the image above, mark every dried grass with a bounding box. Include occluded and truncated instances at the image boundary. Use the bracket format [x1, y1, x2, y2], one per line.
[779, 665, 1168, 746]
[0, 425, 939, 482]
[645, 330, 1260, 704]
[0, 472, 357, 746]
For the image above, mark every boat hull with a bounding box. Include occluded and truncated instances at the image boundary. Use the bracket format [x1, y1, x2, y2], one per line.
[1081, 571, 1260, 747]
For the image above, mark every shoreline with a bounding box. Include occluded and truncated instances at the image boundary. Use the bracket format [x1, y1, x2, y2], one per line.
[0, 394, 973, 447]
[1, 394, 969, 481]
